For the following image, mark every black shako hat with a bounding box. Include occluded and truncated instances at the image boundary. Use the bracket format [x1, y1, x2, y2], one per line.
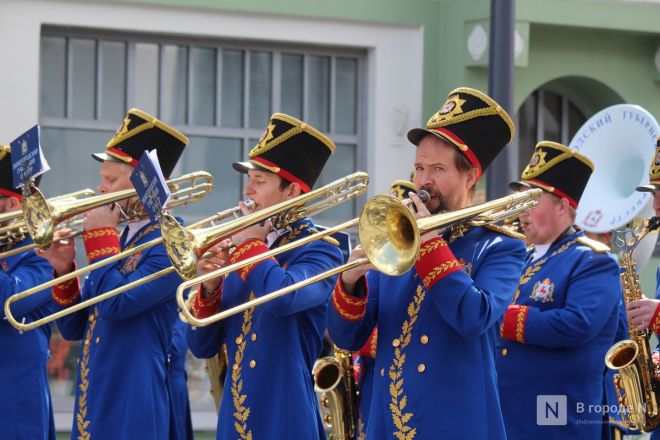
[510, 141, 595, 208]
[407, 87, 515, 178]
[390, 180, 417, 200]
[92, 108, 188, 178]
[232, 113, 335, 193]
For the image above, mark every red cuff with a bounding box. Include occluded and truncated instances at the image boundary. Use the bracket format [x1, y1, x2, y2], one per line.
[331, 278, 368, 322]
[191, 282, 223, 319]
[500, 305, 529, 343]
[414, 237, 462, 289]
[650, 302, 660, 334]
[358, 327, 378, 358]
[82, 227, 121, 263]
[52, 273, 81, 306]
[229, 238, 275, 281]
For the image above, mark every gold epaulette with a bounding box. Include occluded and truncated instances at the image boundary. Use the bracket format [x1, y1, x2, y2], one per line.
[576, 236, 610, 253]
[309, 228, 340, 246]
[484, 224, 527, 240]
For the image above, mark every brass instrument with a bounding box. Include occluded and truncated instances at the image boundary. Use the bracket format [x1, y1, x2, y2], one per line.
[313, 347, 358, 439]
[0, 189, 96, 250]
[160, 171, 370, 281]
[21, 171, 213, 250]
[177, 188, 541, 327]
[604, 216, 660, 431]
[3, 172, 215, 332]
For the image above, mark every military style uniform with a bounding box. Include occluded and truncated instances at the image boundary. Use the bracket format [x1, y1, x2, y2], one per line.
[187, 113, 343, 439]
[328, 87, 523, 439]
[51, 108, 188, 439]
[168, 318, 194, 440]
[0, 144, 55, 440]
[497, 141, 622, 439]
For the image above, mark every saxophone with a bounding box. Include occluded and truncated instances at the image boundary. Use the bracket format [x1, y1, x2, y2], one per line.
[605, 216, 660, 431]
[313, 347, 359, 439]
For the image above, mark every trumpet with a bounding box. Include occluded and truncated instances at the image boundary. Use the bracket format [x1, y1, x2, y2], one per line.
[177, 188, 541, 327]
[0, 189, 96, 250]
[3, 172, 214, 332]
[160, 171, 370, 281]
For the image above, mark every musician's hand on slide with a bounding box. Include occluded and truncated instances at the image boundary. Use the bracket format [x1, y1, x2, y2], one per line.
[37, 228, 76, 276]
[340, 245, 374, 294]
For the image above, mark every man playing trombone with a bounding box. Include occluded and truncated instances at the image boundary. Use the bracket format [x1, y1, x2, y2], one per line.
[186, 113, 344, 439]
[38, 109, 188, 440]
[0, 145, 55, 439]
[326, 88, 527, 439]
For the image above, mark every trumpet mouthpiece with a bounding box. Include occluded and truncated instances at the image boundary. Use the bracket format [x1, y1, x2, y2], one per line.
[417, 190, 430, 203]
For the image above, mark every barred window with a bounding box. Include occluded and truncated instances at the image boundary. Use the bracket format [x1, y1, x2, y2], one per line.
[39, 26, 365, 429]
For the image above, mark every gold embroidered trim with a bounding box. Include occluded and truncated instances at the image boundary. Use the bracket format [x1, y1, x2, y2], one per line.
[76, 307, 98, 440]
[419, 238, 446, 257]
[82, 228, 118, 241]
[277, 222, 311, 247]
[515, 306, 528, 343]
[229, 240, 265, 265]
[388, 284, 425, 440]
[231, 293, 255, 440]
[87, 246, 121, 261]
[422, 260, 462, 288]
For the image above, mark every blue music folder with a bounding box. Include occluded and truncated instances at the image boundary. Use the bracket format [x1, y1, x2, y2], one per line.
[130, 150, 171, 222]
[10, 125, 50, 190]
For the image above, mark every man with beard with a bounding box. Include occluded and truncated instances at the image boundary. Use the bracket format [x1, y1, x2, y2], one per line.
[496, 141, 621, 439]
[326, 87, 527, 439]
[0, 145, 54, 439]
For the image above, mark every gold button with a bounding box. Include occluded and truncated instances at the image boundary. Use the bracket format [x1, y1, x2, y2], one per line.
[417, 363, 426, 373]
[95, 337, 100, 344]
[420, 335, 429, 344]
[249, 360, 256, 368]
[232, 364, 238, 371]
[380, 368, 384, 376]
[236, 336, 243, 344]
[501, 348, 508, 356]
[88, 315, 94, 322]
[392, 339, 400, 347]
[251, 333, 257, 342]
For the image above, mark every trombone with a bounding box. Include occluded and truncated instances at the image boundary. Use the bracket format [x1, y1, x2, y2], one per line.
[21, 171, 213, 251]
[160, 172, 370, 281]
[4, 171, 369, 332]
[0, 189, 96, 250]
[177, 188, 542, 327]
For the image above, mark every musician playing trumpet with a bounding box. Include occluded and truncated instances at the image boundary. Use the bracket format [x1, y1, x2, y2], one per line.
[0, 145, 55, 439]
[38, 109, 189, 440]
[326, 88, 527, 439]
[186, 113, 344, 439]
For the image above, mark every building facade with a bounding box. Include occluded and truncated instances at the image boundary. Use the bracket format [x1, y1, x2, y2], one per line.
[1, 0, 659, 432]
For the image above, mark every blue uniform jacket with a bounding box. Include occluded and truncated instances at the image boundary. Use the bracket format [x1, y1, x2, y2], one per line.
[54, 221, 183, 440]
[327, 226, 526, 439]
[187, 218, 343, 440]
[168, 318, 193, 440]
[496, 230, 621, 440]
[0, 237, 55, 440]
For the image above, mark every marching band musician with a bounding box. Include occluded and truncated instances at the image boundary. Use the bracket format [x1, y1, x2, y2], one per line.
[38, 109, 188, 439]
[496, 141, 621, 439]
[186, 113, 344, 439]
[624, 136, 660, 440]
[0, 146, 55, 439]
[327, 87, 527, 439]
